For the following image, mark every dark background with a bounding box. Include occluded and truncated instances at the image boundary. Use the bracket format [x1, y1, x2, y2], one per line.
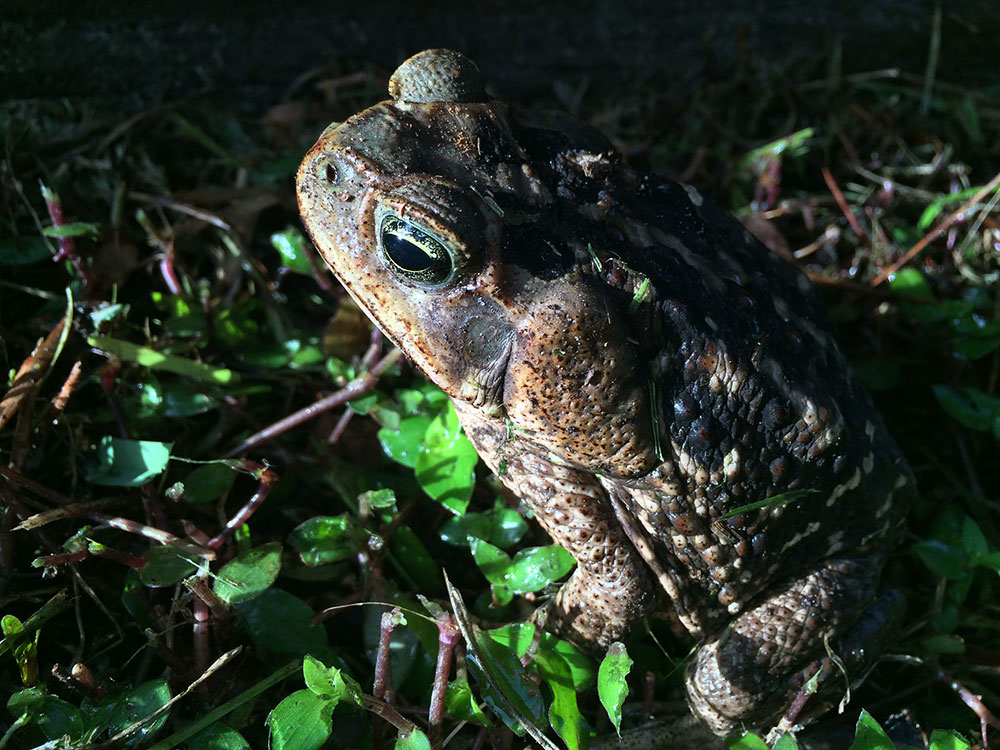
[3, 0, 998, 112]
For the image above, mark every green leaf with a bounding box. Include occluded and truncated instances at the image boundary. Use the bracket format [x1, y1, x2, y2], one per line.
[7, 687, 86, 742]
[728, 733, 771, 750]
[920, 634, 966, 655]
[544, 666, 587, 750]
[914, 539, 967, 580]
[415, 402, 478, 514]
[88, 678, 171, 743]
[531, 638, 588, 750]
[360, 488, 398, 510]
[444, 672, 492, 726]
[961, 516, 989, 558]
[88, 335, 240, 384]
[214, 542, 282, 604]
[469, 628, 547, 735]
[928, 729, 971, 750]
[440, 504, 528, 549]
[773, 733, 799, 750]
[186, 722, 251, 749]
[849, 709, 894, 750]
[302, 655, 362, 705]
[235, 589, 329, 657]
[388, 525, 442, 593]
[395, 728, 432, 750]
[266, 689, 335, 750]
[470, 540, 575, 605]
[726, 732, 771, 750]
[271, 228, 314, 274]
[379, 415, 433, 469]
[288, 515, 358, 567]
[888, 268, 934, 298]
[933, 385, 1000, 435]
[917, 181, 1000, 230]
[239, 338, 303, 369]
[486, 622, 537, 657]
[598, 642, 632, 735]
[0, 235, 50, 265]
[179, 463, 238, 504]
[43, 221, 100, 238]
[85, 436, 173, 487]
[975, 550, 1000, 572]
[139, 545, 201, 587]
[469, 539, 515, 604]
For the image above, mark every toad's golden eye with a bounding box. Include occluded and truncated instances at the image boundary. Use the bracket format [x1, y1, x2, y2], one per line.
[378, 215, 453, 285]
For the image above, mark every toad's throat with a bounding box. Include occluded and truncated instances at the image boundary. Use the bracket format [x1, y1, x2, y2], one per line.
[458, 315, 515, 415]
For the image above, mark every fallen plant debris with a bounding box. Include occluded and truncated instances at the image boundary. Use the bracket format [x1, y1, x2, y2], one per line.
[1, 42, 999, 750]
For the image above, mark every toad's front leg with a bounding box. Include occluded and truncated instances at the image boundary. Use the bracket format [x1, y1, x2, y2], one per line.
[455, 402, 660, 648]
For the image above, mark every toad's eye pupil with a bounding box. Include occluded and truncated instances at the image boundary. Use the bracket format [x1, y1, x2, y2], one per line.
[383, 230, 435, 272]
[379, 216, 452, 284]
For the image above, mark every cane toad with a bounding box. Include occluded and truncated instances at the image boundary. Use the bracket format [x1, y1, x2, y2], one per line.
[296, 49, 913, 736]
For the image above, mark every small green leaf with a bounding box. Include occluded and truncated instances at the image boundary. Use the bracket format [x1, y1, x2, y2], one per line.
[928, 728, 971, 750]
[379, 416, 432, 469]
[975, 550, 1000, 572]
[388, 525, 442, 593]
[85, 436, 172, 487]
[913, 539, 967, 580]
[470, 540, 576, 605]
[0, 235, 50, 265]
[917, 181, 1000, 231]
[186, 722, 251, 749]
[302, 655, 363, 705]
[440, 504, 528, 548]
[360, 488, 398, 510]
[88, 679, 171, 743]
[43, 221, 100, 238]
[179, 463, 237, 504]
[288, 515, 358, 567]
[266, 689, 335, 750]
[598, 642, 632, 736]
[888, 268, 934, 298]
[728, 733, 771, 750]
[773, 733, 799, 750]
[139, 545, 201, 587]
[235, 589, 328, 657]
[469, 628, 547, 735]
[849, 709, 894, 750]
[214, 543, 282, 604]
[415, 403, 478, 515]
[933, 385, 1000, 434]
[7, 687, 86, 742]
[960, 516, 989, 558]
[395, 727, 432, 750]
[271, 229, 314, 274]
[920, 634, 966, 655]
[88, 336, 240, 384]
[444, 673, 492, 726]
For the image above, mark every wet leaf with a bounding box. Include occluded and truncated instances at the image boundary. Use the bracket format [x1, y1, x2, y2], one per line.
[214, 542, 282, 604]
[85, 436, 172, 487]
[415, 403, 478, 514]
[598, 642, 632, 735]
[288, 515, 358, 567]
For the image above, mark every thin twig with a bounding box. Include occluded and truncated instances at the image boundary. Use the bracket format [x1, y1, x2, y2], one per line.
[226, 348, 402, 456]
[872, 169, 1000, 286]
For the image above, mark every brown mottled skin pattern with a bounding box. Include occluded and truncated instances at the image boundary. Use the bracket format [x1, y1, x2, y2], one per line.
[297, 49, 914, 736]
